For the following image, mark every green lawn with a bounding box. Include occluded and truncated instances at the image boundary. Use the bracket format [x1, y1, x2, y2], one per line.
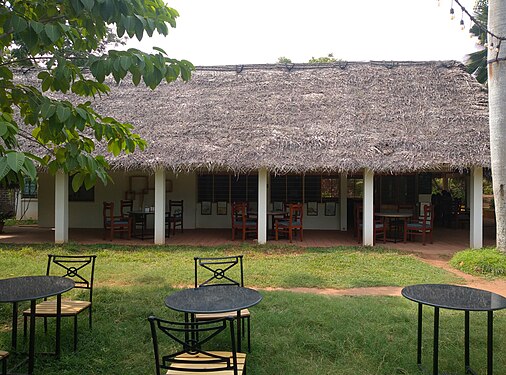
[0, 244, 504, 375]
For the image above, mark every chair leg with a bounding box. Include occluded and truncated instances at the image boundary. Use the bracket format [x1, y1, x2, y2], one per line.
[89, 308, 92, 330]
[300, 228, 303, 241]
[44, 317, 48, 333]
[23, 315, 27, 339]
[288, 228, 292, 243]
[247, 316, 251, 353]
[2, 354, 7, 375]
[74, 315, 78, 351]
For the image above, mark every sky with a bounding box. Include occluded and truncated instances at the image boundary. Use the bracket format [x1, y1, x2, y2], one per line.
[125, 0, 481, 66]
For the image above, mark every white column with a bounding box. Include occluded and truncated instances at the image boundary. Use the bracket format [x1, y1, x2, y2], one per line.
[258, 168, 268, 244]
[470, 167, 483, 249]
[54, 171, 68, 244]
[363, 169, 374, 246]
[154, 169, 166, 244]
[340, 172, 348, 231]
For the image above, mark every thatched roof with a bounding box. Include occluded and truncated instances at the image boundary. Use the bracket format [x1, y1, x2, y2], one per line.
[23, 61, 492, 174]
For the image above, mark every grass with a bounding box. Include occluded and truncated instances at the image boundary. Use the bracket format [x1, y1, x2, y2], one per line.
[450, 247, 506, 278]
[0, 244, 504, 375]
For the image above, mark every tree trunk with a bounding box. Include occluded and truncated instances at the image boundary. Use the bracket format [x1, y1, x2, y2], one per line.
[488, 0, 506, 252]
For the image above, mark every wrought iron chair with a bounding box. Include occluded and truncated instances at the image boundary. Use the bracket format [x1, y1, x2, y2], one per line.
[0, 351, 8, 375]
[103, 201, 131, 240]
[355, 204, 386, 244]
[148, 316, 246, 375]
[404, 204, 434, 245]
[166, 200, 183, 236]
[194, 255, 252, 352]
[23, 254, 97, 351]
[275, 203, 303, 242]
[231, 202, 257, 241]
[120, 199, 144, 237]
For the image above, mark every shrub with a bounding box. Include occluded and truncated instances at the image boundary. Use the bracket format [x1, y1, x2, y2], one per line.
[450, 248, 506, 277]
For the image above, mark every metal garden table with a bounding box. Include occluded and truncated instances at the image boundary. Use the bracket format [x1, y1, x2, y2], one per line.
[164, 285, 262, 352]
[0, 276, 74, 374]
[402, 284, 506, 375]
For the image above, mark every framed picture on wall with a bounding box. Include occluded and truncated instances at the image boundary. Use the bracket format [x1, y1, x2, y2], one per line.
[217, 201, 227, 215]
[307, 201, 318, 216]
[201, 201, 212, 215]
[325, 202, 336, 216]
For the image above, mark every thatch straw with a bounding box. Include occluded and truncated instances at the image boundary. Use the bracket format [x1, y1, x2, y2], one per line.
[17, 61, 490, 174]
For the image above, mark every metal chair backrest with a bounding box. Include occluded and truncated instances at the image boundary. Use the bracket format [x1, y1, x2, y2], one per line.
[169, 200, 183, 218]
[120, 199, 133, 217]
[47, 254, 97, 302]
[421, 204, 434, 228]
[148, 316, 239, 375]
[194, 255, 244, 288]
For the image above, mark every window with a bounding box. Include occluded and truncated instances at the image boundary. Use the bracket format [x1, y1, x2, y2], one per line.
[347, 178, 363, 198]
[270, 175, 302, 203]
[304, 175, 339, 202]
[22, 177, 37, 198]
[321, 177, 339, 201]
[198, 174, 257, 203]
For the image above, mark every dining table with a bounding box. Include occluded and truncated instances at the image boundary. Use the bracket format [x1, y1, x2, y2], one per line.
[164, 285, 262, 352]
[0, 276, 75, 375]
[374, 211, 413, 243]
[128, 210, 154, 240]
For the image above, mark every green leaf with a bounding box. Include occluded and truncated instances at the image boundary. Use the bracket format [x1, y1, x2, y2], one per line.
[6, 152, 25, 172]
[152, 46, 167, 55]
[72, 172, 85, 191]
[81, 0, 95, 11]
[0, 158, 9, 180]
[30, 20, 44, 35]
[0, 121, 9, 137]
[22, 159, 37, 180]
[44, 24, 61, 43]
[56, 104, 71, 122]
[11, 15, 28, 33]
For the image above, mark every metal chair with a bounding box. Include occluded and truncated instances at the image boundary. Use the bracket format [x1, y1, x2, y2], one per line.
[0, 351, 8, 375]
[23, 254, 97, 351]
[121, 199, 144, 237]
[404, 204, 434, 245]
[231, 202, 257, 241]
[148, 316, 246, 375]
[275, 203, 303, 242]
[166, 200, 183, 236]
[103, 201, 131, 240]
[194, 255, 252, 352]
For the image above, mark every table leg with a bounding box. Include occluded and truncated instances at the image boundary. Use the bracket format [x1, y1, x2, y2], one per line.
[28, 299, 36, 375]
[487, 311, 493, 375]
[11, 302, 18, 351]
[433, 307, 439, 375]
[56, 293, 62, 358]
[465, 311, 470, 372]
[236, 310, 242, 353]
[417, 303, 422, 367]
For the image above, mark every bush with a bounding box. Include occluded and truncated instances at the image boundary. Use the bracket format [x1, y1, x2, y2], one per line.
[450, 248, 506, 277]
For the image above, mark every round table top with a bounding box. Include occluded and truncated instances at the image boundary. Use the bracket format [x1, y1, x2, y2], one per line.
[0, 276, 75, 303]
[165, 285, 263, 314]
[375, 211, 413, 218]
[401, 284, 506, 312]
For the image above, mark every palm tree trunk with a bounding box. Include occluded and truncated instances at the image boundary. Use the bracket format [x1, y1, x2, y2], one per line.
[488, 0, 506, 252]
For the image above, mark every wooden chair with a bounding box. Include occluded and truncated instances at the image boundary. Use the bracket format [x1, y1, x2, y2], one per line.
[231, 202, 257, 241]
[194, 255, 252, 352]
[0, 351, 8, 375]
[103, 201, 131, 240]
[23, 255, 97, 351]
[275, 203, 303, 242]
[355, 204, 386, 244]
[166, 200, 183, 236]
[148, 315, 246, 375]
[404, 204, 434, 245]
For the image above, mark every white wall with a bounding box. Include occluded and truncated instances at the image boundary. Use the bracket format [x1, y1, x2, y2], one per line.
[38, 170, 342, 230]
[16, 196, 38, 220]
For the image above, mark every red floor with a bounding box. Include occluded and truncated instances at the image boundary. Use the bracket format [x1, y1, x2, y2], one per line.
[0, 224, 496, 258]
